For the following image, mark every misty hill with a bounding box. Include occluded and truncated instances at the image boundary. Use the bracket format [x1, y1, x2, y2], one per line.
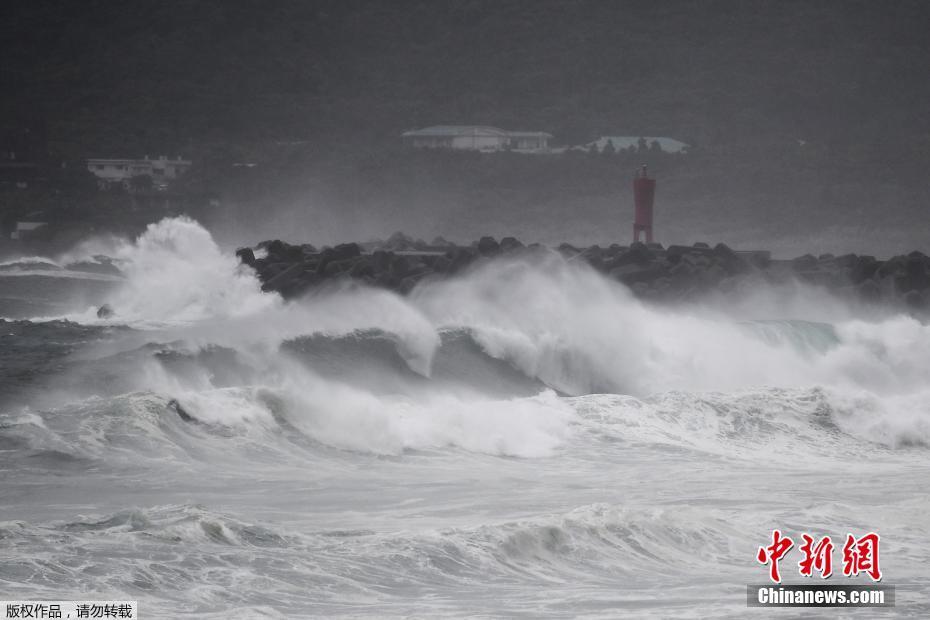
[3, 0, 930, 255]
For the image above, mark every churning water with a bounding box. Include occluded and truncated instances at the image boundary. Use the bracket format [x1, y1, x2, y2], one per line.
[1, 217, 928, 618]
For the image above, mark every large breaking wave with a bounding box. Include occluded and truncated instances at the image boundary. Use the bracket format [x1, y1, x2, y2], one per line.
[2, 216, 929, 461]
[4, 217, 930, 618]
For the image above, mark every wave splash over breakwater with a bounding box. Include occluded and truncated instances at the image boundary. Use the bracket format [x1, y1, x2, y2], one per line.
[2, 217, 929, 617]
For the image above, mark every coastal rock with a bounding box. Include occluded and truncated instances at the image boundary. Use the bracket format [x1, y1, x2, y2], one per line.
[664, 245, 692, 263]
[258, 261, 291, 280]
[830, 253, 859, 269]
[851, 255, 879, 283]
[447, 247, 477, 273]
[261, 262, 307, 292]
[477, 236, 500, 256]
[712, 242, 736, 260]
[792, 254, 818, 270]
[260, 239, 304, 262]
[430, 255, 453, 273]
[371, 250, 392, 272]
[246, 234, 930, 316]
[323, 243, 362, 262]
[903, 289, 926, 310]
[235, 247, 256, 267]
[899, 253, 930, 292]
[389, 254, 411, 279]
[500, 236, 524, 252]
[606, 244, 626, 257]
[349, 258, 375, 278]
[609, 262, 665, 286]
[399, 273, 427, 294]
[609, 242, 654, 268]
[322, 258, 356, 279]
[856, 278, 882, 302]
[384, 232, 416, 251]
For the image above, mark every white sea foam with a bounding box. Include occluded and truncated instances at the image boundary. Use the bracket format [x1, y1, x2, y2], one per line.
[38, 217, 929, 451]
[4, 216, 930, 617]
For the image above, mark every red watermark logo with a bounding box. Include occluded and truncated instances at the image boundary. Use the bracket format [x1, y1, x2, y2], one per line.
[757, 530, 881, 583]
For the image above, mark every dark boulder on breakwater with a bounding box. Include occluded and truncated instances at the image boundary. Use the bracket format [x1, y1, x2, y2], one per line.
[477, 236, 500, 256]
[235, 247, 256, 267]
[239, 235, 930, 315]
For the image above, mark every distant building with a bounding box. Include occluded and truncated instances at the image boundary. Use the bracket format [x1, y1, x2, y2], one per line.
[10, 221, 48, 241]
[86, 155, 191, 190]
[585, 136, 690, 154]
[402, 126, 552, 152]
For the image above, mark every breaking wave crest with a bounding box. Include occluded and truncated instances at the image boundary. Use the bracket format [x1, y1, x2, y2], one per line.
[0, 501, 743, 617]
[4, 216, 930, 460]
[4, 217, 930, 618]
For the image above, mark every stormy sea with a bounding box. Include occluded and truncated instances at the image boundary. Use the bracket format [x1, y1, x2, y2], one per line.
[1, 217, 928, 618]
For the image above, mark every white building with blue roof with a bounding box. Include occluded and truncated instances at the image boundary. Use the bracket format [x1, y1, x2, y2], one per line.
[402, 126, 552, 152]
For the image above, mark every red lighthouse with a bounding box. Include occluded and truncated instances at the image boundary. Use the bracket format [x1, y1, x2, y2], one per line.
[632, 164, 656, 243]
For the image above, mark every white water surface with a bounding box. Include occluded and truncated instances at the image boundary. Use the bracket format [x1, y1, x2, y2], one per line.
[1, 217, 928, 618]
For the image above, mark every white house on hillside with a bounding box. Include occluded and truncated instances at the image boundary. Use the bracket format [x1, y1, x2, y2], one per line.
[86, 155, 192, 189]
[402, 126, 552, 152]
[585, 136, 690, 154]
[10, 221, 48, 241]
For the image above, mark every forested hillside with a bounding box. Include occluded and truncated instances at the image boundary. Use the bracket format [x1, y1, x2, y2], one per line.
[2, 0, 929, 254]
[4, 0, 928, 153]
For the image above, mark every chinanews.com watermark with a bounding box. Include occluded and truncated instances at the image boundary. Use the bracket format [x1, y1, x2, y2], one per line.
[748, 584, 893, 607]
[749, 529, 895, 608]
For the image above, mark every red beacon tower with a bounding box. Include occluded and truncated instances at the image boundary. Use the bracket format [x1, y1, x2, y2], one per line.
[632, 164, 656, 243]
